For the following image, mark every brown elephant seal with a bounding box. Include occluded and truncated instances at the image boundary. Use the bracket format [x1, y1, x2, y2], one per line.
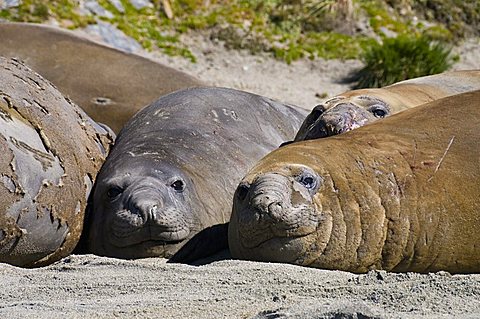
[0, 57, 114, 267]
[229, 90, 480, 274]
[292, 70, 480, 141]
[0, 22, 203, 133]
[88, 87, 308, 262]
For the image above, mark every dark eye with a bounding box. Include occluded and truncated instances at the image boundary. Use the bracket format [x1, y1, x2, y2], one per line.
[299, 175, 316, 190]
[236, 183, 250, 201]
[171, 180, 185, 192]
[295, 170, 322, 194]
[107, 186, 123, 199]
[369, 105, 389, 118]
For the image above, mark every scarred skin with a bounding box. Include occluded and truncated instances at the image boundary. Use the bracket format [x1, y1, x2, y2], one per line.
[88, 87, 308, 262]
[293, 70, 480, 141]
[0, 57, 114, 267]
[0, 22, 203, 133]
[229, 90, 480, 274]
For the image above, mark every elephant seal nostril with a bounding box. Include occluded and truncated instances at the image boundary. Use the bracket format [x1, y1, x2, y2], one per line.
[267, 202, 283, 219]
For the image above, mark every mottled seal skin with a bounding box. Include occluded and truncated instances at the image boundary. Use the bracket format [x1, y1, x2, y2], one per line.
[0, 57, 114, 267]
[229, 90, 480, 274]
[0, 22, 203, 133]
[293, 70, 480, 141]
[88, 87, 308, 261]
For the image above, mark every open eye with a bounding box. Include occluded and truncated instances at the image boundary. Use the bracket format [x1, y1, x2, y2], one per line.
[171, 180, 185, 192]
[368, 104, 389, 118]
[107, 186, 123, 199]
[236, 183, 250, 201]
[299, 175, 317, 190]
[295, 170, 322, 194]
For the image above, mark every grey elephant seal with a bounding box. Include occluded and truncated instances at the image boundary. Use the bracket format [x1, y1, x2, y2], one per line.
[229, 90, 480, 274]
[88, 87, 308, 261]
[0, 57, 114, 267]
[293, 70, 480, 141]
[0, 22, 203, 133]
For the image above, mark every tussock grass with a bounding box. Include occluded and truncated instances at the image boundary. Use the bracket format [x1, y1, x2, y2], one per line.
[351, 34, 456, 88]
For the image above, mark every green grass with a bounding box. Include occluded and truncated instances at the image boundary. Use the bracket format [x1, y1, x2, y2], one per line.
[1, 0, 94, 27]
[1, 0, 477, 69]
[351, 34, 456, 88]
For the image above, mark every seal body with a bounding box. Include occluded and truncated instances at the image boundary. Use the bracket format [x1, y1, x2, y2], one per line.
[88, 87, 308, 261]
[229, 90, 480, 274]
[0, 22, 203, 133]
[294, 70, 480, 141]
[0, 57, 114, 267]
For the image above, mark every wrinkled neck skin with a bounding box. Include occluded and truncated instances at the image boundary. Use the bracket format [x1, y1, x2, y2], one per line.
[88, 155, 209, 259]
[230, 130, 480, 273]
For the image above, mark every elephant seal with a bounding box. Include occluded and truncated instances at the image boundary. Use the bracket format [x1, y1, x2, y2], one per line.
[0, 57, 114, 267]
[229, 90, 480, 274]
[293, 70, 480, 141]
[0, 22, 203, 133]
[88, 87, 308, 261]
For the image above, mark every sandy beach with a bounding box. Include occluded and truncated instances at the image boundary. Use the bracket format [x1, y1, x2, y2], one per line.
[1, 29, 480, 318]
[2, 253, 480, 318]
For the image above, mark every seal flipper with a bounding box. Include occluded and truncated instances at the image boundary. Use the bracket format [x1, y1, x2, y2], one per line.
[169, 223, 229, 264]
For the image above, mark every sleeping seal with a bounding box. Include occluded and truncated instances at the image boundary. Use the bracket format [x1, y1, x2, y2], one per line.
[293, 70, 480, 141]
[0, 22, 203, 133]
[229, 90, 480, 274]
[0, 57, 113, 267]
[88, 87, 307, 261]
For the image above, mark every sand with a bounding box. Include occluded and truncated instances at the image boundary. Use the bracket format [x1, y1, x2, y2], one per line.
[1, 32, 480, 319]
[2, 253, 480, 318]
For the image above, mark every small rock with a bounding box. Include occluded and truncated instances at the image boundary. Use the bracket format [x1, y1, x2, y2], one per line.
[84, 21, 142, 53]
[315, 92, 328, 99]
[128, 0, 153, 10]
[84, 0, 115, 19]
[0, 0, 21, 10]
[108, 0, 125, 13]
[379, 26, 397, 38]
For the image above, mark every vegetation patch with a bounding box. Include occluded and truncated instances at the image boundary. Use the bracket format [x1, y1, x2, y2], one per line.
[349, 34, 457, 88]
[1, 0, 478, 84]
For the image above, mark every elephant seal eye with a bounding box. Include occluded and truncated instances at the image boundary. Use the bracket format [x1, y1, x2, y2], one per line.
[299, 175, 316, 190]
[372, 108, 386, 118]
[236, 183, 250, 201]
[368, 104, 389, 118]
[295, 170, 322, 194]
[107, 186, 123, 199]
[171, 180, 185, 192]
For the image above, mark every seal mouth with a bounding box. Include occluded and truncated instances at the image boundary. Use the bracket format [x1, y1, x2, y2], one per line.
[238, 231, 320, 265]
[327, 120, 362, 135]
[109, 208, 191, 248]
[237, 203, 319, 250]
[104, 238, 188, 259]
